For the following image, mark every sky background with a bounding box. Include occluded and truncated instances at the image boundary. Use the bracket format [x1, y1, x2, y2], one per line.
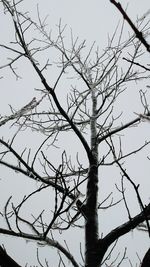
[0, 1, 150, 266]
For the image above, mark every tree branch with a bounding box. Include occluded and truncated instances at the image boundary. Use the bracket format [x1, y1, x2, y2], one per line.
[0, 246, 22, 267]
[99, 203, 150, 250]
[98, 116, 140, 143]
[109, 0, 150, 52]
[0, 229, 79, 267]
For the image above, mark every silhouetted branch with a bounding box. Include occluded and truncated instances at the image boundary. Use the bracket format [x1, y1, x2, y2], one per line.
[109, 0, 150, 52]
[141, 248, 150, 267]
[100, 203, 150, 250]
[0, 246, 22, 267]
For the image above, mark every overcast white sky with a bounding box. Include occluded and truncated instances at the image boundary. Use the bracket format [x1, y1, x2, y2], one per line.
[0, 1, 150, 267]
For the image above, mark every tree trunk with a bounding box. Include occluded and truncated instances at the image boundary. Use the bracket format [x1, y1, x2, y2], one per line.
[85, 163, 99, 267]
[85, 89, 99, 267]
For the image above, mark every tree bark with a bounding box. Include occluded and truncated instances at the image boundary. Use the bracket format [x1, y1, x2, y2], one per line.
[85, 163, 99, 267]
[85, 90, 99, 267]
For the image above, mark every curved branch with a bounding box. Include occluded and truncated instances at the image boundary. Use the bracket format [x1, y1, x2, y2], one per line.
[0, 139, 83, 204]
[0, 228, 79, 267]
[98, 203, 150, 254]
[0, 138, 87, 225]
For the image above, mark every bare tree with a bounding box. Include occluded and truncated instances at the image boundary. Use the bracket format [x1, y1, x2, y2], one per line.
[0, 0, 150, 266]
